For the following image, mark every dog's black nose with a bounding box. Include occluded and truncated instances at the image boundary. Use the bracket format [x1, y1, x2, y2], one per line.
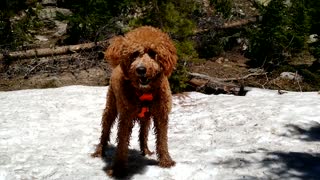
[136, 66, 146, 76]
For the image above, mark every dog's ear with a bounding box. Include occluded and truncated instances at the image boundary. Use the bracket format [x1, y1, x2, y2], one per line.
[105, 36, 126, 68]
[157, 42, 178, 77]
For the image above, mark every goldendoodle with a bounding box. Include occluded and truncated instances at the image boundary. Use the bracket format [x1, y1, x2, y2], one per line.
[92, 26, 177, 176]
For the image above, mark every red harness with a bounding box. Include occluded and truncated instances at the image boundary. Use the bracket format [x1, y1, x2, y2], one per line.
[137, 93, 153, 118]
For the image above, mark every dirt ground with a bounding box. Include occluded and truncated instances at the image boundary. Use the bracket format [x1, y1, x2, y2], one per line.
[189, 51, 315, 92]
[0, 50, 311, 93]
[0, 52, 111, 91]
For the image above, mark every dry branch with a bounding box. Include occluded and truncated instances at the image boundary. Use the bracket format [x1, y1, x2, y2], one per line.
[0, 41, 106, 61]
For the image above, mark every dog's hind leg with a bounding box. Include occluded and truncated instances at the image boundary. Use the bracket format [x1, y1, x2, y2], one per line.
[92, 88, 117, 158]
[139, 117, 154, 156]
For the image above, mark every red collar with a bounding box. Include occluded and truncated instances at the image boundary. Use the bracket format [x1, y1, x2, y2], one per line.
[137, 93, 153, 118]
[139, 93, 153, 101]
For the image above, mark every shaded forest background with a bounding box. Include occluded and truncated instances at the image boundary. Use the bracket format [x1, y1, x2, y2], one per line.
[0, 0, 319, 93]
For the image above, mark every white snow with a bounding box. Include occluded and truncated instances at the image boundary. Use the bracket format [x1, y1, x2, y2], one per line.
[0, 86, 319, 179]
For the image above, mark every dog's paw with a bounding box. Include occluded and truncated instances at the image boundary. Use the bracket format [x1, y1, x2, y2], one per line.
[106, 168, 128, 178]
[107, 162, 128, 178]
[142, 148, 154, 156]
[91, 150, 102, 158]
[158, 159, 176, 168]
[91, 144, 103, 158]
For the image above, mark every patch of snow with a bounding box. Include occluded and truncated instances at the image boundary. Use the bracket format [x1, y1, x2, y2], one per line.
[0, 86, 319, 179]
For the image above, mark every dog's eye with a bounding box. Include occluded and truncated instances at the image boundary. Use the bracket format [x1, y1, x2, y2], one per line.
[130, 51, 140, 59]
[147, 50, 156, 59]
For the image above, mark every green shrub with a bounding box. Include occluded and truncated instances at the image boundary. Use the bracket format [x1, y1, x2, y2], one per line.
[0, 14, 12, 48]
[196, 31, 223, 59]
[169, 61, 190, 93]
[299, 69, 320, 89]
[0, 0, 38, 50]
[305, 0, 320, 34]
[59, 0, 133, 44]
[175, 40, 198, 61]
[210, 0, 233, 18]
[310, 41, 320, 59]
[247, 0, 311, 68]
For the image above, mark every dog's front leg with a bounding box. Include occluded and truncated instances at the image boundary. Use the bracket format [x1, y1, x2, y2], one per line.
[139, 117, 154, 156]
[112, 114, 134, 176]
[92, 88, 117, 158]
[154, 114, 175, 168]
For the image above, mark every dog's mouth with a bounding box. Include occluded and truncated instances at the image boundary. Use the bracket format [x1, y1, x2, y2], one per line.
[139, 77, 151, 86]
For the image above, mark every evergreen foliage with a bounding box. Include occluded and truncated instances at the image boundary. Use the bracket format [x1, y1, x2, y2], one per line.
[310, 41, 320, 59]
[169, 61, 190, 93]
[245, 0, 320, 91]
[196, 31, 223, 59]
[247, 0, 317, 69]
[58, 0, 133, 44]
[0, 0, 31, 49]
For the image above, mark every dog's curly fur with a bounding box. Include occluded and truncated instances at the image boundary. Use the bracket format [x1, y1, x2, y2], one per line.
[92, 26, 177, 176]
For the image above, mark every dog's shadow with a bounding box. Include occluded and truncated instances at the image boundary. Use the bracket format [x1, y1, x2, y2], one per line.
[102, 145, 158, 179]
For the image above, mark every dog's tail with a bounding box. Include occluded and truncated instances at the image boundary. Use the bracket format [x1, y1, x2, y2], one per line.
[104, 36, 126, 68]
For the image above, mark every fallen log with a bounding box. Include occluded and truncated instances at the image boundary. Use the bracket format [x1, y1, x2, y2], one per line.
[221, 16, 261, 29]
[195, 16, 262, 34]
[187, 71, 266, 96]
[0, 41, 106, 61]
[187, 72, 244, 95]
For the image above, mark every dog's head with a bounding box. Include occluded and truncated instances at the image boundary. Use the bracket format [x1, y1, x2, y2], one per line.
[105, 26, 177, 90]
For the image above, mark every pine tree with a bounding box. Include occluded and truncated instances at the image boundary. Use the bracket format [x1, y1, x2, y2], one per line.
[248, 0, 311, 68]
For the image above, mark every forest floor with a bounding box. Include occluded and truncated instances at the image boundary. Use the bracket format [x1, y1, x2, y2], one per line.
[0, 50, 312, 93]
[188, 51, 315, 92]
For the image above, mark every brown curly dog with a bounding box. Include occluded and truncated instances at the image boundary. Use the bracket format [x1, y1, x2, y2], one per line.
[92, 26, 177, 176]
